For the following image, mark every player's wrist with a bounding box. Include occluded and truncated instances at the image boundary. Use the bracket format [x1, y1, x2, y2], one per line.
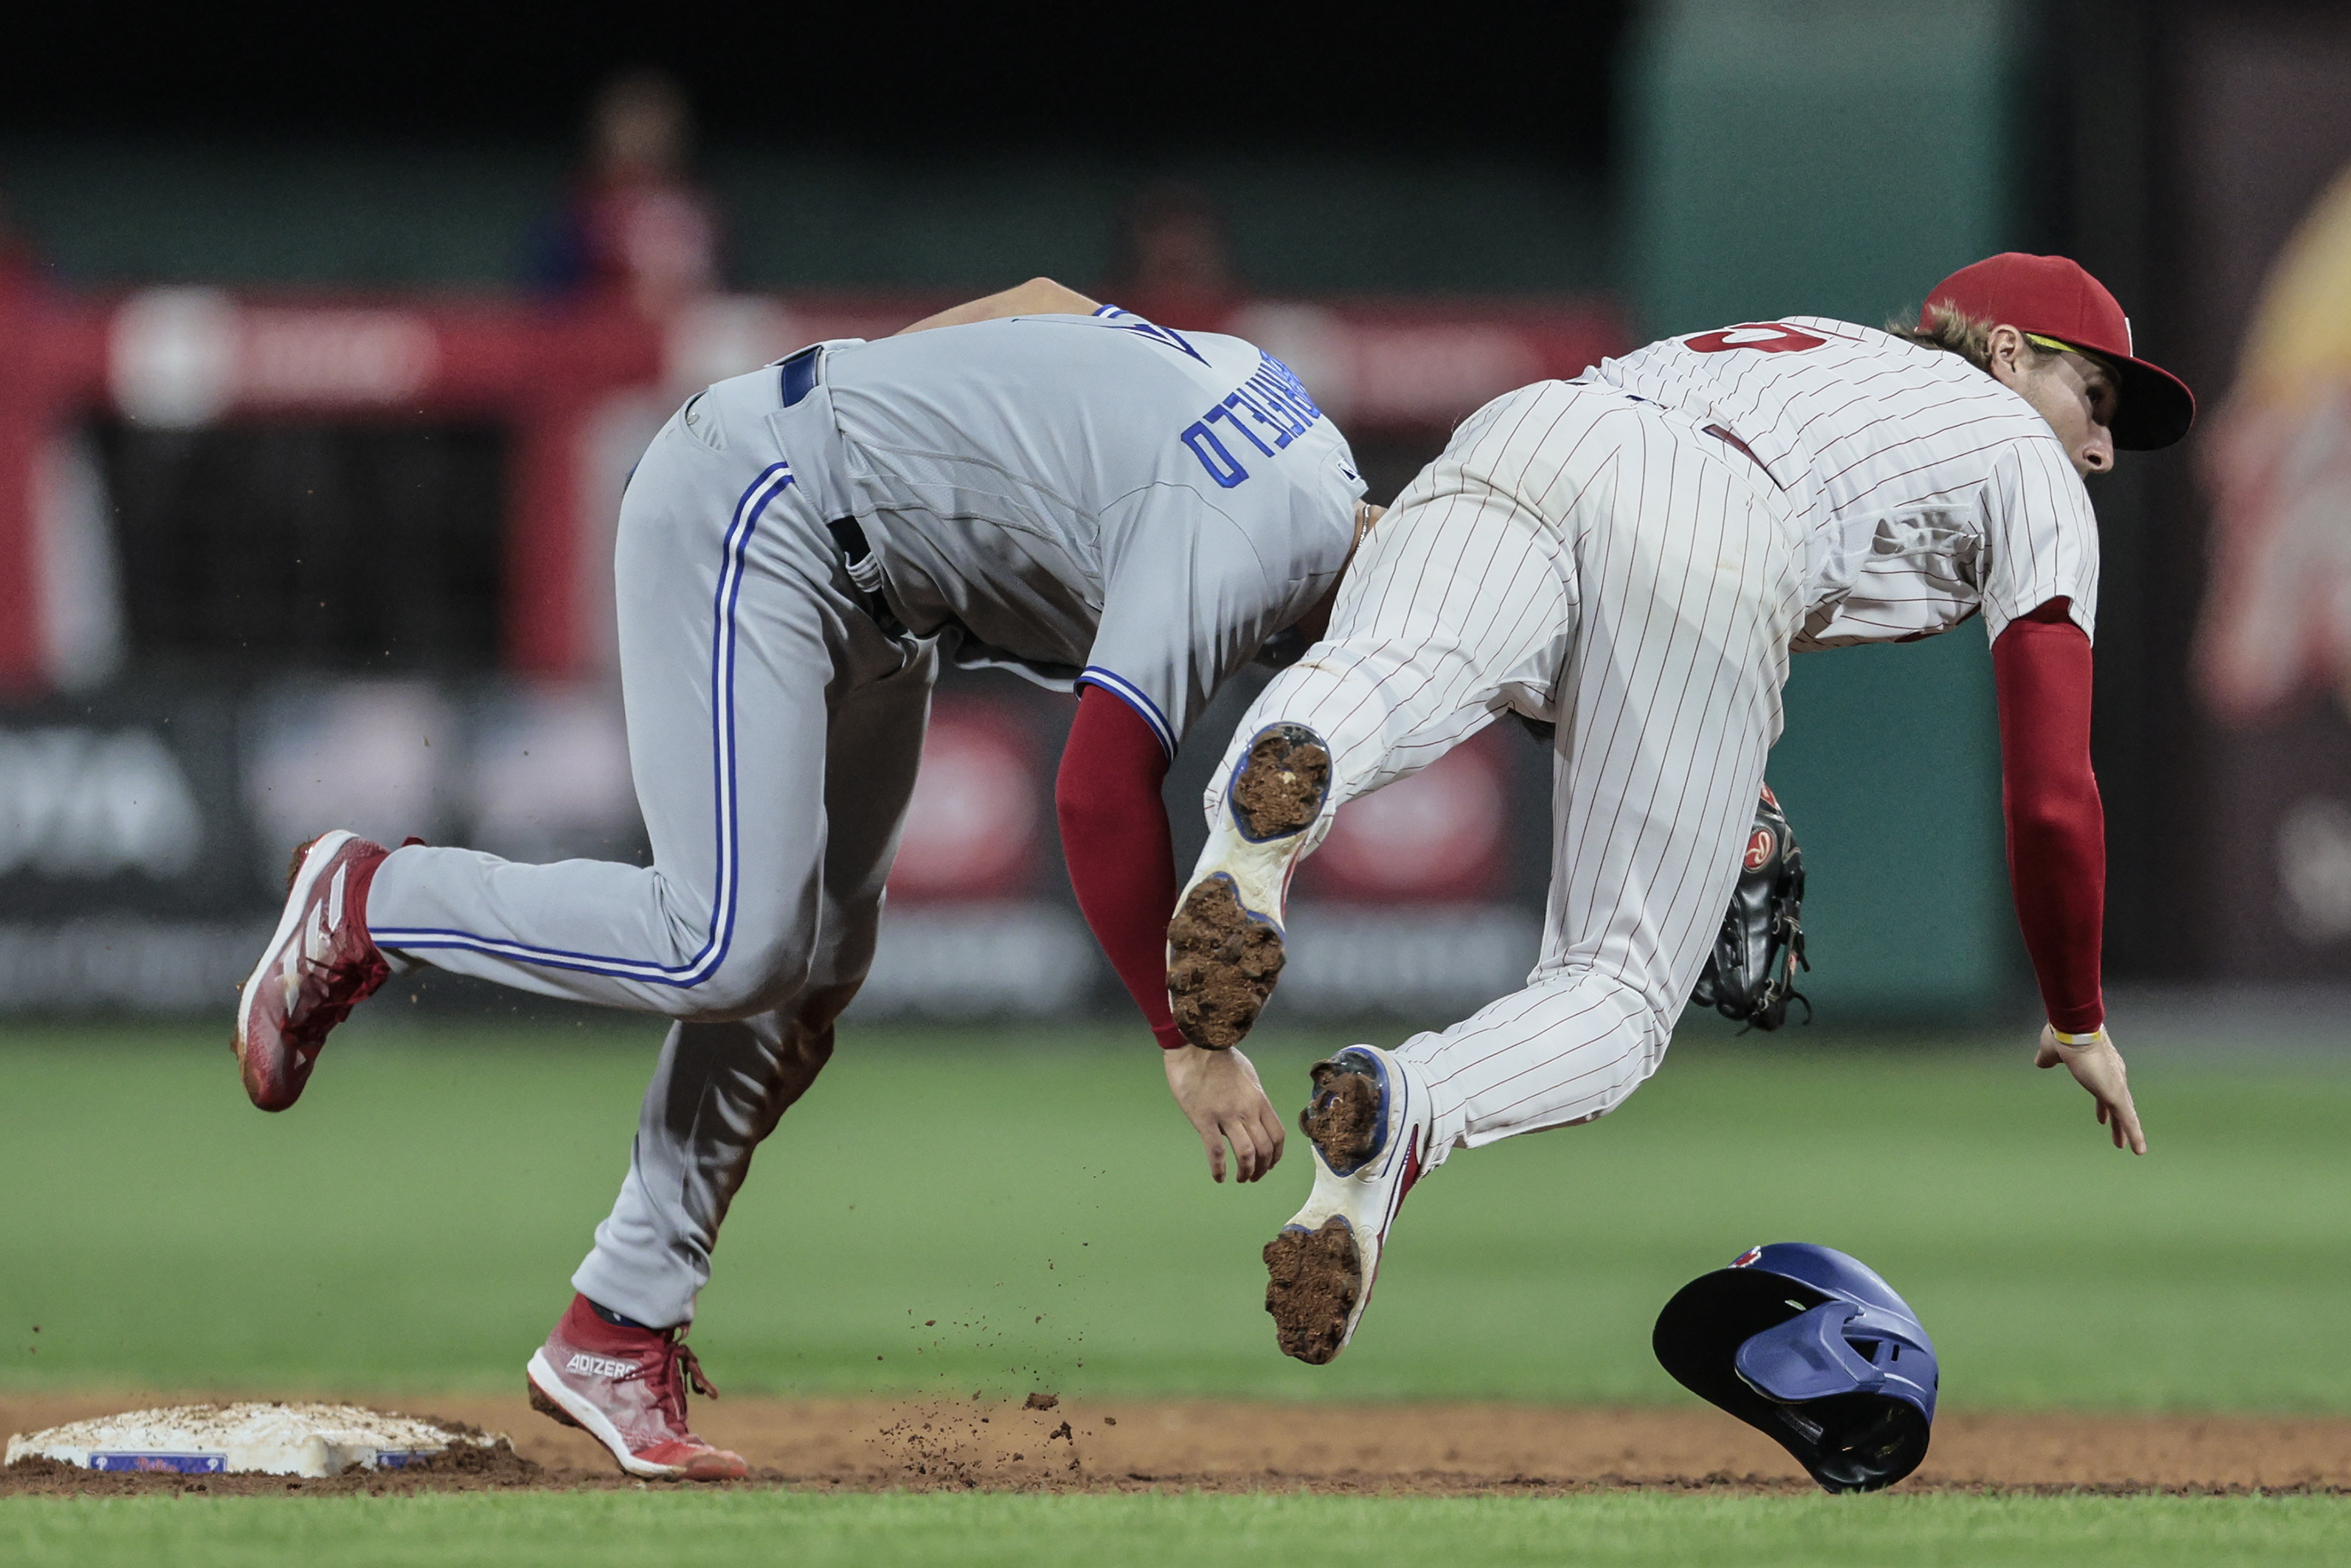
[1152, 1021, 1190, 1051]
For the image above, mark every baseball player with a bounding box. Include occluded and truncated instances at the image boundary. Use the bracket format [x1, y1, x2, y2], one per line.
[1165, 253, 2195, 1365]
[232, 277, 1367, 1476]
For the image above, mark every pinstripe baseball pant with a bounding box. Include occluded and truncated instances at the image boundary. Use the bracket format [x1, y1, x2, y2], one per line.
[1211, 380, 1805, 1162]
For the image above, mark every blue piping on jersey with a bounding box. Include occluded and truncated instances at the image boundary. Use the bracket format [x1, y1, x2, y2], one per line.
[1076, 667, 1176, 761]
[368, 462, 796, 987]
[1087, 302, 1208, 363]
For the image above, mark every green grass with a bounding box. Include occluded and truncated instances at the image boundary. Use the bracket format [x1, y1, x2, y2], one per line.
[2, 1017, 2348, 1410]
[4, 1491, 2350, 1568]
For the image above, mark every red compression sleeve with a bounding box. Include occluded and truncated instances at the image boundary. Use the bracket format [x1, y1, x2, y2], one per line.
[1992, 598, 2106, 1033]
[1056, 685, 1187, 1049]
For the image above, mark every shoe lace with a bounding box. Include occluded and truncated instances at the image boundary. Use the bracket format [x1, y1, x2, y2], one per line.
[638, 1330, 722, 1432]
[673, 1336, 722, 1401]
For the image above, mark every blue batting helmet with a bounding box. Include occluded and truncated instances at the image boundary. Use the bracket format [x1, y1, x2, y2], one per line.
[1652, 1241, 1939, 1493]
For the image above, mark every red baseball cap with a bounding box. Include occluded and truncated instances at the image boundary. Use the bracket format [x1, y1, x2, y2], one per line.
[1920, 252, 2195, 450]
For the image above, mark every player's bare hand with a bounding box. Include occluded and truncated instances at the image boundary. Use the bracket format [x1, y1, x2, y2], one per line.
[1164, 1044, 1286, 1183]
[2035, 1024, 2146, 1154]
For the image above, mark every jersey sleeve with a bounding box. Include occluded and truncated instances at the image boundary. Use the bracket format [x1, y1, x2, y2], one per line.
[1980, 439, 2101, 645]
[1078, 486, 1341, 754]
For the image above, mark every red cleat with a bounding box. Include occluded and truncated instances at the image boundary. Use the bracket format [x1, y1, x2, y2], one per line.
[232, 831, 394, 1111]
[526, 1296, 747, 1480]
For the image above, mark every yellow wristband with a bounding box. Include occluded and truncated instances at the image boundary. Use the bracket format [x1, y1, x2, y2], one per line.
[2049, 1028, 2104, 1046]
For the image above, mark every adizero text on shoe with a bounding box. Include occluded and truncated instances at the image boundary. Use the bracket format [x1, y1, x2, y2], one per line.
[1264, 1046, 1431, 1365]
[526, 1295, 746, 1481]
[233, 831, 394, 1112]
[1168, 724, 1332, 1050]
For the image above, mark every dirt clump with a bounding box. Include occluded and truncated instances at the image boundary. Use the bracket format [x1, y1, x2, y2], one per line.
[1023, 1394, 1059, 1411]
[1264, 1219, 1363, 1365]
[1231, 727, 1329, 839]
[1302, 1058, 1383, 1165]
[388, 1435, 541, 1484]
[1167, 880, 1285, 1049]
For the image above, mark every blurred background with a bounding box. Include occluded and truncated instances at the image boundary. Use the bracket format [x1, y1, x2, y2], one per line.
[1, 0, 2348, 1035]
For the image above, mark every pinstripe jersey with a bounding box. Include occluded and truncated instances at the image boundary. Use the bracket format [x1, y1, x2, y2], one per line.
[1578, 317, 2099, 650]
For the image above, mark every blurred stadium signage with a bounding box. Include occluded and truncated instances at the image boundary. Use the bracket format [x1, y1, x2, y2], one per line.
[0, 678, 1555, 1022]
[0, 278, 1621, 693]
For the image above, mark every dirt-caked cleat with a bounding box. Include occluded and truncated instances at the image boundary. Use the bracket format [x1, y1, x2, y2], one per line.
[1263, 1044, 1433, 1365]
[526, 1295, 747, 1481]
[1167, 722, 1332, 1049]
[232, 830, 397, 1112]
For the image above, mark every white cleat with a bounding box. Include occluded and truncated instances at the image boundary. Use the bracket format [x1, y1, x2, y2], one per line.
[1263, 1045, 1434, 1365]
[1166, 723, 1332, 1049]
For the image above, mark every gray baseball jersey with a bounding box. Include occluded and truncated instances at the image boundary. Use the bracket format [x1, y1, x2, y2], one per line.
[362, 306, 1364, 1326]
[811, 309, 1365, 753]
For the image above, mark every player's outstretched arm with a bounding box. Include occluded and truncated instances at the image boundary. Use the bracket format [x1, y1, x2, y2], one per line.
[893, 277, 1101, 336]
[1055, 687, 1285, 1182]
[1994, 598, 2143, 1153]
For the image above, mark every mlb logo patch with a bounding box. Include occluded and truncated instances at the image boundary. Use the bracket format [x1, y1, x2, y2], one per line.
[1730, 1246, 1765, 1269]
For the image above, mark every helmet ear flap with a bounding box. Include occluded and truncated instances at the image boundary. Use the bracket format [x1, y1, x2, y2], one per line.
[1653, 1246, 1937, 1494]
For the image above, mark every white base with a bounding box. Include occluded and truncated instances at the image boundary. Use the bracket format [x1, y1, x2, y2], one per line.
[4, 1401, 498, 1477]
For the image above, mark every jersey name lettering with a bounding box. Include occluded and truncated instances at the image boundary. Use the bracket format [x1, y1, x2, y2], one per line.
[1180, 353, 1326, 490]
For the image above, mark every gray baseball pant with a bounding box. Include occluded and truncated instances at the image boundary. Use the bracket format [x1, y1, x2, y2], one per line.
[365, 374, 935, 1326]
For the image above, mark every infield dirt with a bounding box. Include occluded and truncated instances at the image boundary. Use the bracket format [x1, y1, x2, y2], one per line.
[6, 1393, 2349, 1496]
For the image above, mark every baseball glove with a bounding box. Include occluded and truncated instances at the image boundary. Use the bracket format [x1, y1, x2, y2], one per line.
[1689, 785, 1810, 1030]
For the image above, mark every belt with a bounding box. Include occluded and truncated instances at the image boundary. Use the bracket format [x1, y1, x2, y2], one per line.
[826, 516, 905, 636]
[775, 344, 902, 634]
[779, 344, 823, 409]
[1614, 389, 1784, 491]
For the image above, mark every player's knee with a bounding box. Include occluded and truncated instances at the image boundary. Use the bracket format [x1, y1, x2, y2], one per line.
[687, 933, 816, 1020]
[1529, 964, 1676, 1083]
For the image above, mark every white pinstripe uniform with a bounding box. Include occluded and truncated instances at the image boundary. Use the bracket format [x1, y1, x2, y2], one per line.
[1215, 317, 2099, 1164]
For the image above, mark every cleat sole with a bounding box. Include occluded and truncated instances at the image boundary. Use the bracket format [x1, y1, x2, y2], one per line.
[1167, 876, 1286, 1050]
[1301, 1057, 1384, 1172]
[1231, 725, 1330, 840]
[1264, 1218, 1362, 1365]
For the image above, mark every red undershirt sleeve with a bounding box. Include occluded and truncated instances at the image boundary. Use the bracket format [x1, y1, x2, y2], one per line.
[1991, 598, 2106, 1033]
[1055, 685, 1187, 1049]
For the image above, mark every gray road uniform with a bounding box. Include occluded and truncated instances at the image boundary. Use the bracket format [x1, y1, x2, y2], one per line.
[363, 309, 1364, 1325]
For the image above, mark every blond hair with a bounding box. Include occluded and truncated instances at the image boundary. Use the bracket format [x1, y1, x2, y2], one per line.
[1887, 301, 2060, 374]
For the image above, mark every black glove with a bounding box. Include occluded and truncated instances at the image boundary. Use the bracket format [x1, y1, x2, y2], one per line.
[1690, 785, 1810, 1031]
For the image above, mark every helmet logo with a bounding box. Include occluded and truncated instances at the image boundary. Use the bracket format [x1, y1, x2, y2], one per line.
[1730, 1245, 1765, 1268]
[1743, 829, 1775, 871]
